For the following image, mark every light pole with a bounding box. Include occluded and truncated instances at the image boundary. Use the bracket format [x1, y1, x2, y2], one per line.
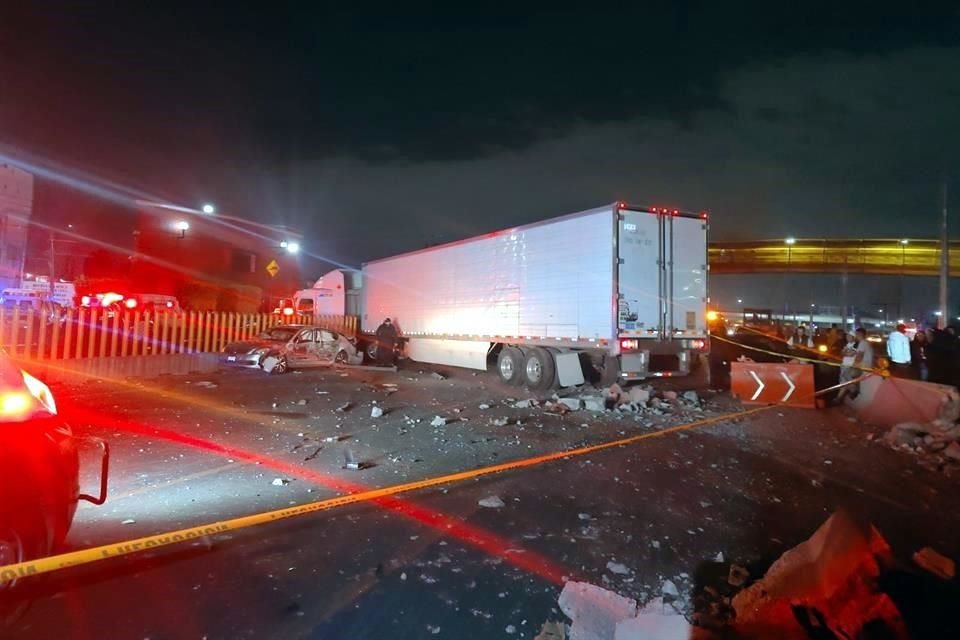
[899, 239, 908, 321]
[784, 237, 795, 322]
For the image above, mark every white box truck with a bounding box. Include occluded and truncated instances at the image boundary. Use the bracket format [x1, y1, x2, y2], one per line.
[345, 202, 708, 389]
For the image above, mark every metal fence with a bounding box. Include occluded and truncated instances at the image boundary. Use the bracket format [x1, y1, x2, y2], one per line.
[0, 306, 359, 360]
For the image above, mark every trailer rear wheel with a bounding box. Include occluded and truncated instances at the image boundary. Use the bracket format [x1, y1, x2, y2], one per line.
[523, 347, 556, 391]
[497, 347, 524, 385]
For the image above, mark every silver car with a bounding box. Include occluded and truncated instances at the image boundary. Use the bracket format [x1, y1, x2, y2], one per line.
[221, 325, 362, 373]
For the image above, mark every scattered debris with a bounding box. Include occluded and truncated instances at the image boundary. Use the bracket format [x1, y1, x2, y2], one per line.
[431, 416, 448, 427]
[880, 419, 960, 472]
[303, 445, 323, 461]
[731, 510, 906, 638]
[727, 564, 749, 588]
[628, 387, 650, 405]
[121, 518, 136, 525]
[559, 581, 637, 640]
[490, 417, 510, 427]
[578, 513, 591, 521]
[193, 380, 218, 388]
[558, 398, 582, 412]
[662, 390, 678, 401]
[505, 624, 517, 634]
[479, 403, 491, 410]
[371, 406, 384, 418]
[582, 397, 606, 412]
[661, 579, 679, 598]
[514, 399, 539, 409]
[336, 402, 352, 412]
[615, 597, 690, 640]
[913, 546, 956, 580]
[430, 372, 446, 381]
[682, 390, 700, 404]
[295, 398, 308, 406]
[534, 621, 566, 640]
[272, 478, 291, 486]
[606, 561, 630, 575]
[478, 495, 506, 509]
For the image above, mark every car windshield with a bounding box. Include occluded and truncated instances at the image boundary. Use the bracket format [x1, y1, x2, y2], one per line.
[257, 327, 299, 341]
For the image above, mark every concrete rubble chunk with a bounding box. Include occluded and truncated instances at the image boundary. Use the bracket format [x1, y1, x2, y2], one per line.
[731, 510, 905, 638]
[884, 422, 927, 446]
[478, 403, 491, 410]
[559, 398, 582, 411]
[272, 477, 291, 486]
[491, 417, 510, 427]
[661, 580, 679, 598]
[582, 397, 606, 412]
[606, 561, 630, 575]
[370, 406, 384, 418]
[614, 597, 690, 640]
[534, 621, 567, 640]
[628, 387, 650, 405]
[944, 441, 960, 461]
[478, 495, 505, 509]
[431, 416, 448, 427]
[913, 546, 956, 580]
[295, 398, 308, 405]
[430, 371, 446, 380]
[682, 390, 700, 404]
[515, 399, 537, 409]
[662, 390, 678, 401]
[606, 384, 626, 405]
[559, 581, 637, 640]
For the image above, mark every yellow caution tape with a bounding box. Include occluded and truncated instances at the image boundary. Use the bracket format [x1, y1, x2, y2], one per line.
[710, 333, 888, 376]
[0, 405, 773, 581]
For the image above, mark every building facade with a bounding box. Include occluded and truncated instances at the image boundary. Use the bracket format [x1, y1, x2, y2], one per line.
[0, 165, 34, 290]
[133, 203, 304, 311]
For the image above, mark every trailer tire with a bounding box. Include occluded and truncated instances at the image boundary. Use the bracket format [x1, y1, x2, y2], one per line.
[523, 347, 556, 391]
[497, 347, 524, 385]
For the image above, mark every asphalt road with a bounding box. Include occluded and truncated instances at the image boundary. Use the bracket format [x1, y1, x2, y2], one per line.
[4, 362, 960, 639]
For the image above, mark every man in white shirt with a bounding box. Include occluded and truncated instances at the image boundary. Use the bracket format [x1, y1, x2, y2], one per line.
[886, 323, 912, 378]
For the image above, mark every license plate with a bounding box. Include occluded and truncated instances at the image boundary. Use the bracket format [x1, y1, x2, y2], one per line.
[226, 356, 237, 362]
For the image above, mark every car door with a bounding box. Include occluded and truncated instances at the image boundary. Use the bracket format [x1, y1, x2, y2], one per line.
[317, 330, 339, 364]
[287, 329, 316, 367]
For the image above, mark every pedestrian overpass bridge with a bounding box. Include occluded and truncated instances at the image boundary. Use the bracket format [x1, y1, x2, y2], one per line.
[709, 238, 959, 276]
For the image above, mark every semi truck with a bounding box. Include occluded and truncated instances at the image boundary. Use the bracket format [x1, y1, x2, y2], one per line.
[291, 202, 709, 389]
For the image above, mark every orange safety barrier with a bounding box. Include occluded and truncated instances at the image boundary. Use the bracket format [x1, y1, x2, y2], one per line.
[731, 361, 816, 408]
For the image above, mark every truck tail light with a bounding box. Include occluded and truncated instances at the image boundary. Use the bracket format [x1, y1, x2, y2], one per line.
[619, 338, 639, 351]
[0, 392, 32, 419]
[691, 339, 707, 350]
[282, 307, 295, 317]
[125, 298, 138, 309]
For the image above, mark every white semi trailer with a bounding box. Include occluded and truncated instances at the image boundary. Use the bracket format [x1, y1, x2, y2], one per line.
[354, 202, 708, 390]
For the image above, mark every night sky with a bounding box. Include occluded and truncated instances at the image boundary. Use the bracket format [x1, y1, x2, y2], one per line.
[2, 3, 960, 286]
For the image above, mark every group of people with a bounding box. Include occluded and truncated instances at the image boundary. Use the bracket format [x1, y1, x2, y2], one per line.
[885, 324, 960, 385]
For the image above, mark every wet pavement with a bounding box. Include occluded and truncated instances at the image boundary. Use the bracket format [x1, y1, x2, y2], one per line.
[4, 362, 960, 639]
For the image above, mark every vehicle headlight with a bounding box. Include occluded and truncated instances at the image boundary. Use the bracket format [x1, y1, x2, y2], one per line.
[250, 346, 270, 355]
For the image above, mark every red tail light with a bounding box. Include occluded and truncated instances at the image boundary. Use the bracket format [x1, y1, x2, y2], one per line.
[125, 298, 138, 309]
[166, 301, 174, 308]
[619, 338, 639, 351]
[80, 295, 91, 306]
[282, 307, 295, 317]
[691, 339, 707, 350]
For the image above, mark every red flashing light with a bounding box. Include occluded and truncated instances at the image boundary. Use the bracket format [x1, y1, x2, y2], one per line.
[700, 211, 709, 219]
[672, 209, 679, 215]
[125, 298, 138, 309]
[80, 295, 91, 306]
[165, 301, 174, 308]
[619, 338, 639, 352]
[0, 392, 31, 418]
[282, 307, 295, 317]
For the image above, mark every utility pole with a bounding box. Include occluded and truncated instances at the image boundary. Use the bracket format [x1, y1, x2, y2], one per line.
[939, 181, 949, 329]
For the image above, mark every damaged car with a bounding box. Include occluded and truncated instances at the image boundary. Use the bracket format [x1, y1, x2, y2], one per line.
[221, 325, 362, 373]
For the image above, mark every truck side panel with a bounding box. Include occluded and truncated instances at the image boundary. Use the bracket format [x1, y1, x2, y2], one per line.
[362, 206, 615, 341]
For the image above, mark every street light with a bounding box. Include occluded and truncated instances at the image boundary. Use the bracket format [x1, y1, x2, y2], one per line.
[285, 241, 300, 255]
[174, 220, 189, 238]
[201, 203, 216, 215]
[784, 237, 796, 245]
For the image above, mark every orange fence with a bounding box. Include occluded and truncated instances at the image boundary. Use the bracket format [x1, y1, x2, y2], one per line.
[0, 307, 360, 361]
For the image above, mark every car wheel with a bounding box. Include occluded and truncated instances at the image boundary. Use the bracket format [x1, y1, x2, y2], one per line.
[497, 347, 524, 385]
[334, 350, 349, 365]
[365, 342, 378, 363]
[271, 355, 289, 375]
[0, 511, 48, 626]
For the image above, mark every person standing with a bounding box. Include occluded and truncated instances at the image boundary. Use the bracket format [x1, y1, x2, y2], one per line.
[835, 332, 861, 403]
[374, 318, 398, 366]
[886, 323, 912, 378]
[911, 330, 930, 381]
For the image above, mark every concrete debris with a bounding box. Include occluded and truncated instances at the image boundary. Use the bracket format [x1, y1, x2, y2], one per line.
[271, 477, 291, 486]
[545, 401, 571, 415]
[194, 381, 218, 388]
[336, 402, 352, 412]
[295, 398, 308, 405]
[491, 417, 510, 427]
[478, 403, 491, 410]
[614, 598, 690, 640]
[505, 624, 517, 634]
[514, 399, 539, 409]
[731, 510, 906, 638]
[628, 387, 650, 405]
[714, 552, 724, 562]
[606, 561, 630, 575]
[431, 416, 448, 427]
[558, 581, 637, 640]
[661, 580, 680, 598]
[881, 420, 960, 470]
[582, 397, 606, 412]
[121, 518, 136, 525]
[662, 390, 678, 401]
[559, 398, 583, 411]
[578, 513, 591, 521]
[370, 406, 384, 418]
[534, 621, 566, 640]
[478, 495, 506, 508]
[727, 564, 749, 587]
[430, 371, 446, 380]
[682, 390, 700, 404]
[650, 540, 660, 550]
[606, 384, 626, 405]
[912, 546, 956, 580]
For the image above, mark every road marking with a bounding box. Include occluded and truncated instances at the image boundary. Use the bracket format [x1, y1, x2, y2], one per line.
[780, 371, 796, 401]
[749, 370, 765, 400]
[0, 405, 773, 581]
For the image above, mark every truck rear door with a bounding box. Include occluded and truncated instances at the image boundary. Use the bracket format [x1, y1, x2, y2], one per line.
[617, 210, 663, 337]
[667, 215, 708, 338]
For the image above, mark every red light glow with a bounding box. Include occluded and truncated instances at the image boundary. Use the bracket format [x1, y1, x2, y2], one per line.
[125, 298, 138, 309]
